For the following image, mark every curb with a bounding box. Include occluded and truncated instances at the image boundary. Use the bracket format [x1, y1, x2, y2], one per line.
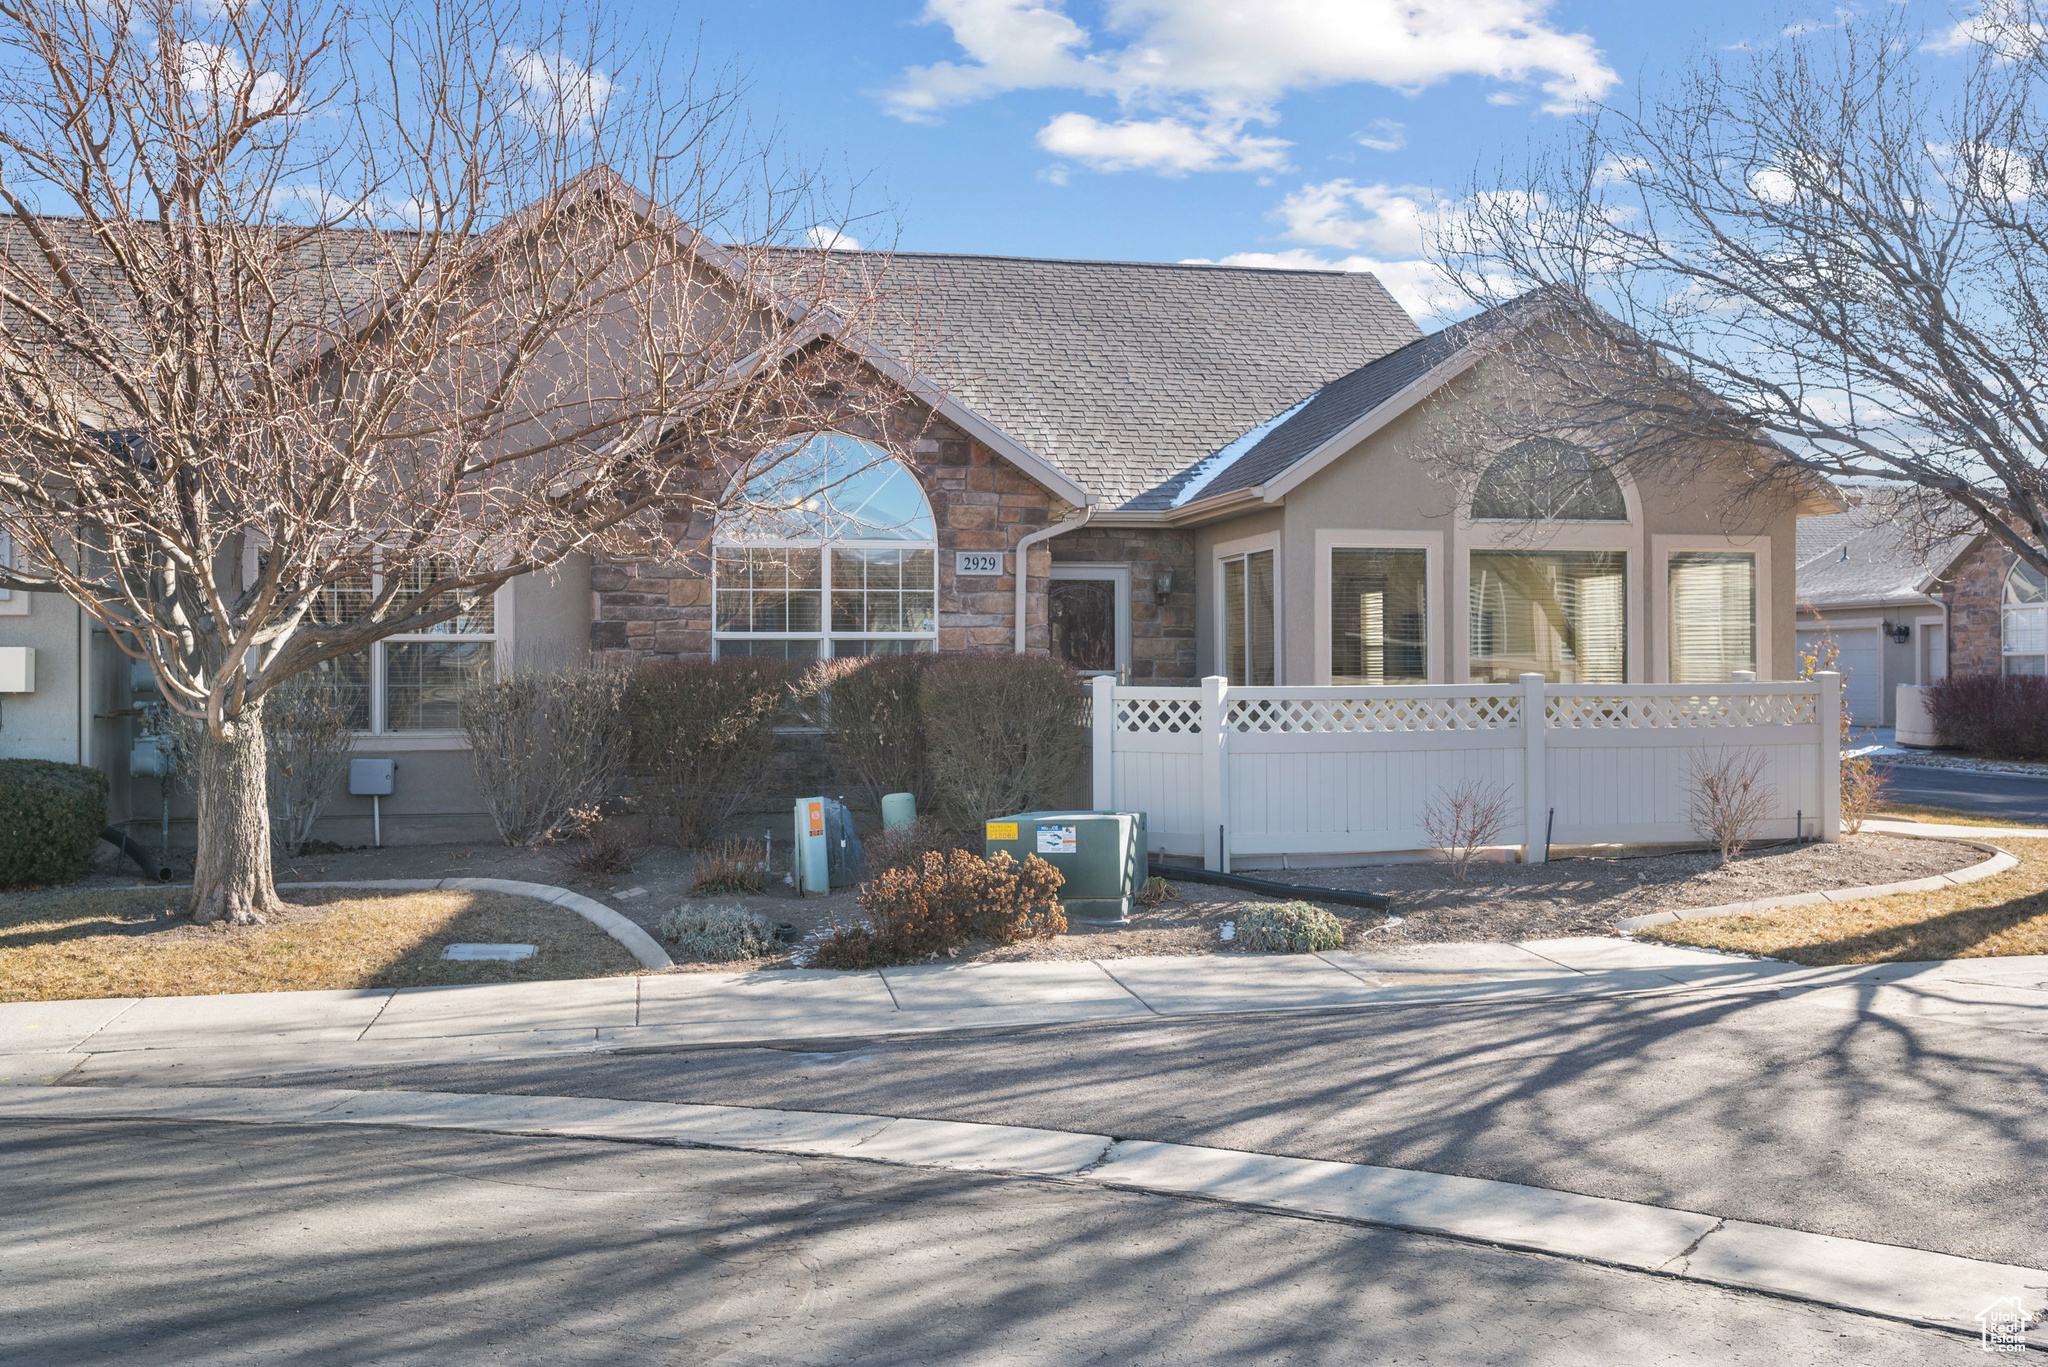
[1612, 838, 2018, 934]
[280, 878, 672, 971]
[2, 1083, 2038, 1342]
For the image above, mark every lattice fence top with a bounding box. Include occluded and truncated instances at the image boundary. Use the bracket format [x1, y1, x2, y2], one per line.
[1546, 691, 1817, 729]
[1115, 695, 1204, 734]
[1225, 694, 1522, 734]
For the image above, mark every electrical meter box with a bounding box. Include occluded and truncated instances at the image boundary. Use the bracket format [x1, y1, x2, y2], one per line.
[983, 810, 1147, 924]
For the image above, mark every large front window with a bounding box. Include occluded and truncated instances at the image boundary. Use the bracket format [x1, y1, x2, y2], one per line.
[1331, 548, 1427, 684]
[1668, 551, 1756, 683]
[714, 433, 937, 659]
[1469, 551, 1626, 683]
[310, 557, 497, 732]
[2005, 561, 2047, 675]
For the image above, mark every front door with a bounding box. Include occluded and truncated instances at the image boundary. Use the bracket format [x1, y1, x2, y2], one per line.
[1048, 565, 1130, 675]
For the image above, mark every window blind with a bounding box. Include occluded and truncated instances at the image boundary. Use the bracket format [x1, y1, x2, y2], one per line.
[1668, 552, 1755, 683]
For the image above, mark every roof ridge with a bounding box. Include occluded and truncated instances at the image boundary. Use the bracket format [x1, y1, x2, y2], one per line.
[785, 247, 1369, 277]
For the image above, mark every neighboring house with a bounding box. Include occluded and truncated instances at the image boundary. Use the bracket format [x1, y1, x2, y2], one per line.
[1793, 495, 1972, 726]
[1794, 490, 2048, 727]
[0, 224, 1839, 847]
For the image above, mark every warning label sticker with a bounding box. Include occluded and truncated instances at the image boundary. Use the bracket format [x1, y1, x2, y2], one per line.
[986, 822, 1018, 842]
[1036, 824, 1077, 854]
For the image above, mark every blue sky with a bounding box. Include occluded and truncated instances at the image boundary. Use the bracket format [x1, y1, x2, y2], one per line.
[669, 0, 1983, 318]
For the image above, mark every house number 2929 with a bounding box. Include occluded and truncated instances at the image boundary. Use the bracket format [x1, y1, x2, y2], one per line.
[955, 551, 1005, 576]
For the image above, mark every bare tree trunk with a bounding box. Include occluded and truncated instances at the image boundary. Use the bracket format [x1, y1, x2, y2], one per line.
[189, 698, 286, 926]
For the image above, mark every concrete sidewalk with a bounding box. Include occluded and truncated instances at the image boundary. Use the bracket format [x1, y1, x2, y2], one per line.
[6, 937, 2047, 1086]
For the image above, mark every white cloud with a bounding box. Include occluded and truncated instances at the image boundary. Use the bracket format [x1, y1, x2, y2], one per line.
[1748, 167, 1798, 205]
[1594, 154, 1651, 184]
[1355, 118, 1406, 152]
[1036, 112, 1290, 174]
[1181, 247, 1461, 319]
[1926, 8, 2046, 59]
[503, 47, 612, 137]
[885, 0, 1619, 173]
[176, 41, 293, 120]
[805, 225, 864, 251]
[1272, 179, 1443, 255]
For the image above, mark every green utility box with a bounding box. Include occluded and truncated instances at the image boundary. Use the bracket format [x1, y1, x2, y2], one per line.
[983, 810, 1147, 924]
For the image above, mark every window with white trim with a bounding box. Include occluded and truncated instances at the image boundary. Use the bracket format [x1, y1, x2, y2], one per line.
[713, 433, 937, 659]
[1668, 551, 1757, 683]
[1220, 548, 1275, 686]
[309, 557, 499, 731]
[2004, 561, 2047, 675]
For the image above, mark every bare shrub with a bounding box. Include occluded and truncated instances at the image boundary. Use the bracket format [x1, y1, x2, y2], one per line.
[690, 836, 769, 895]
[793, 655, 932, 816]
[921, 656, 1088, 828]
[627, 659, 797, 845]
[860, 817, 964, 874]
[566, 819, 639, 879]
[1840, 750, 1891, 836]
[812, 849, 1066, 968]
[1925, 674, 2048, 760]
[1684, 748, 1775, 864]
[461, 669, 629, 846]
[263, 675, 356, 857]
[1419, 778, 1514, 882]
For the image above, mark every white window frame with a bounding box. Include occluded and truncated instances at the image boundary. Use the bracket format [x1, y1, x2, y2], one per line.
[1314, 528, 1442, 684]
[1213, 529, 1282, 685]
[1914, 612, 1947, 684]
[242, 543, 507, 741]
[1652, 534, 1774, 682]
[0, 530, 24, 616]
[1045, 562, 1130, 677]
[711, 540, 940, 659]
[2003, 560, 2047, 675]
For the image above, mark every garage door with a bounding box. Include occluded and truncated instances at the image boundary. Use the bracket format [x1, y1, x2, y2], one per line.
[1798, 627, 1882, 726]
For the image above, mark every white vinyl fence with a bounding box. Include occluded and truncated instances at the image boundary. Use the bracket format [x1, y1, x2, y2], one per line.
[1089, 672, 1842, 869]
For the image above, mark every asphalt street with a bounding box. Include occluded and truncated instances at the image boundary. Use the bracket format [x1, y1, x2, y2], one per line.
[0, 1118, 1978, 1365]
[251, 983, 2048, 1271]
[1880, 760, 2048, 821]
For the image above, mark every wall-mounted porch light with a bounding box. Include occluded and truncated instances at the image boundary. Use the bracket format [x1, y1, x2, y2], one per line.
[1153, 566, 1174, 603]
[1884, 621, 1912, 644]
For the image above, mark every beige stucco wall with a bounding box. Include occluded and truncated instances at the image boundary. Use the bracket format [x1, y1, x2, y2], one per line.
[1190, 379, 1805, 685]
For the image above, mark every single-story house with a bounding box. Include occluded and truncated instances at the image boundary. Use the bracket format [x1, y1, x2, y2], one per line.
[1794, 490, 2044, 727]
[0, 226, 1839, 847]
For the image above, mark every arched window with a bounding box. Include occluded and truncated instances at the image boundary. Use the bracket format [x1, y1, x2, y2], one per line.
[2003, 560, 2047, 675]
[1470, 439, 1627, 522]
[713, 432, 938, 660]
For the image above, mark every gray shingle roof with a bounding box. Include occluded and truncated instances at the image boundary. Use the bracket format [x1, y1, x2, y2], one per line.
[808, 252, 1422, 508]
[1795, 494, 1974, 608]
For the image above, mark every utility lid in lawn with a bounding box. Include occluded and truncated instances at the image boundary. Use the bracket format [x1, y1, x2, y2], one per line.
[442, 944, 537, 961]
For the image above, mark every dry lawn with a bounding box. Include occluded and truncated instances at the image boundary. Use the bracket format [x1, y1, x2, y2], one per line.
[1871, 802, 2048, 830]
[1640, 836, 2048, 965]
[0, 886, 639, 1002]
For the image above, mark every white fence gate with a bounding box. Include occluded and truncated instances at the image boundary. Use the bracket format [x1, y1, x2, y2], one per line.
[1089, 672, 1842, 869]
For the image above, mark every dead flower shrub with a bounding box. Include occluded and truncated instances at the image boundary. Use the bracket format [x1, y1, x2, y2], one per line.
[565, 817, 638, 879]
[860, 817, 964, 874]
[1840, 747, 1890, 836]
[690, 835, 769, 895]
[921, 655, 1088, 829]
[1684, 747, 1775, 864]
[792, 655, 932, 817]
[627, 659, 797, 845]
[461, 667, 630, 846]
[1419, 778, 1514, 882]
[813, 849, 1065, 968]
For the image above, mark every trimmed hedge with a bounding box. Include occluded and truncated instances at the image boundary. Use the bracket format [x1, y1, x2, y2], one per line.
[920, 654, 1088, 828]
[0, 759, 108, 888]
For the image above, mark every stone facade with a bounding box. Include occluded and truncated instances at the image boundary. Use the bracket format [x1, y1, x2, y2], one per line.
[588, 408, 1072, 670]
[1938, 537, 2008, 677]
[1052, 526, 1197, 681]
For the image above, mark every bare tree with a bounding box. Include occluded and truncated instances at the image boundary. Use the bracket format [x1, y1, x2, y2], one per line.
[1419, 777, 1513, 881]
[1432, 2, 2048, 566]
[1682, 747, 1774, 864]
[0, 0, 913, 922]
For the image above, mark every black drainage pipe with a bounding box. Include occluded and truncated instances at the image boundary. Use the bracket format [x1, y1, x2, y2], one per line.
[101, 827, 172, 883]
[1149, 860, 1391, 912]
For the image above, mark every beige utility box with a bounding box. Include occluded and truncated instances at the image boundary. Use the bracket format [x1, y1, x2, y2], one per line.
[0, 646, 32, 693]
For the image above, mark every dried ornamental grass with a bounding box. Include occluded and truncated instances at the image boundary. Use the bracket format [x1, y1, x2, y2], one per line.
[690, 836, 770, 894]
[658, 903, 778, 962]
[1239, 901, 1345, 953]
